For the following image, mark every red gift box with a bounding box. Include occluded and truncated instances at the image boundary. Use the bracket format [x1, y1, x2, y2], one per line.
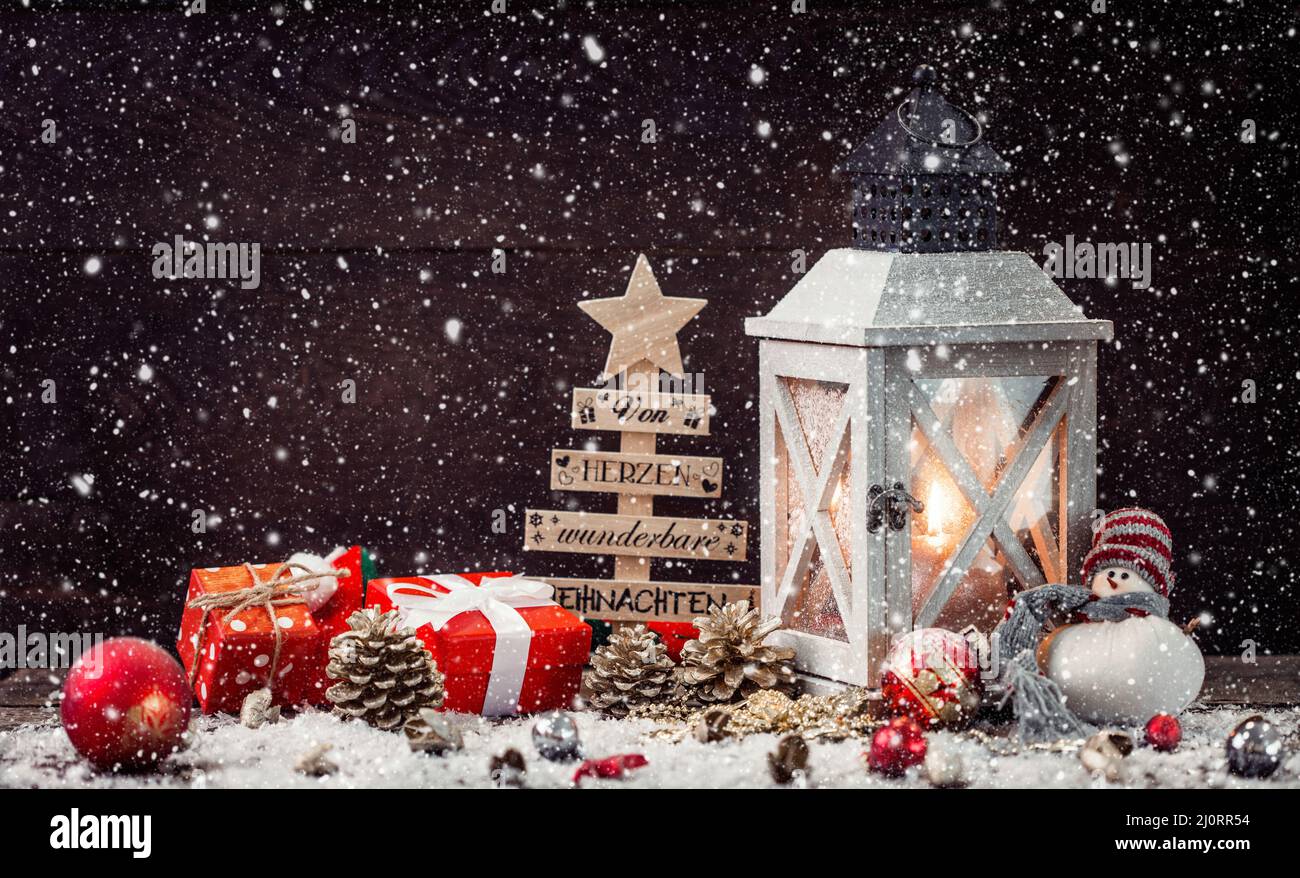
[177, 546, 366, 714]
[647, 622, 696, 662]
[367, 573, 592, 716]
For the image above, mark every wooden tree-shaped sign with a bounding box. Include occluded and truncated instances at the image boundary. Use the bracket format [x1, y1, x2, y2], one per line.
[524, 255, 757, 622]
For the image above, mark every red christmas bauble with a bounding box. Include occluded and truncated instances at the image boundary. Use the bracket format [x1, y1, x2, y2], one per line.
[880, 628, 983, 729]
[868, 717, 928, 777]
[61, 637, 191, 772]
[1144, 713, 1182, 752]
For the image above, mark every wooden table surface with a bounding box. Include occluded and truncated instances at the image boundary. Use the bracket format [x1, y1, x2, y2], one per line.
[2, 655, 1295, 733]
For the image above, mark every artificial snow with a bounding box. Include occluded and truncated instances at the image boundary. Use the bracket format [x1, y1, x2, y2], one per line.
[1, 706, 1297, 789]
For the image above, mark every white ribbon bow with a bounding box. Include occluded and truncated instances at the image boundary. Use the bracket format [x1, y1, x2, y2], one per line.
[386, 574, 555, 716]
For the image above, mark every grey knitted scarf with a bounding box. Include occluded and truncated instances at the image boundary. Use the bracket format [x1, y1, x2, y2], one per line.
[994, 583, 1170, 742]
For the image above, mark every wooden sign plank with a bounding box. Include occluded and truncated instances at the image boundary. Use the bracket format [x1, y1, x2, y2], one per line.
[571, 388, 711, 436]
[550, 448, 723, 498]
[523, 509, 747, 561]
[544, 577, 759, 623]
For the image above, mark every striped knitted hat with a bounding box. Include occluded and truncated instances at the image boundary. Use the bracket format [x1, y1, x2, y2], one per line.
[1080, 507, 1175, 597]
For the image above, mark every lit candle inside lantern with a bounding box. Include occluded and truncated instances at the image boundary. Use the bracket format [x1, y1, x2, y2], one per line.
[921, 478, 961, 554]
[909, 390, 1014, 631]
[911, 464, 970, 601]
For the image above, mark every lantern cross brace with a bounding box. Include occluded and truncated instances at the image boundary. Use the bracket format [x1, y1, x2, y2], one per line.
[1026, 511, 1063, 584]
[910, 378, 1065, 584]
[908, 387, 1048, 590]
[912, 376, 1072, 628]
[770, 379, 854, 623]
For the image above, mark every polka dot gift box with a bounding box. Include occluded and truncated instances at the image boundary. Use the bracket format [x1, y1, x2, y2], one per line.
[176, 546, 369, 714]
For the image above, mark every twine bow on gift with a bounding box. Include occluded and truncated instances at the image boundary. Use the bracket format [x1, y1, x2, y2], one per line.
[186, 561, 348, 688]
[386, 574, 556, 716]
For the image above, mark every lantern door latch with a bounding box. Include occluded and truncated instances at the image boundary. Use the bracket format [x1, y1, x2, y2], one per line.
[867, 482, 924, 533]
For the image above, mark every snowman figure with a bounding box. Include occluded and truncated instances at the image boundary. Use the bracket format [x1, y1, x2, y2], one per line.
[1036, 508, 1205, 725]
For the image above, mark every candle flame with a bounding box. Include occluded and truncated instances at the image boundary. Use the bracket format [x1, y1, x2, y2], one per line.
[923, 478, 960, 542]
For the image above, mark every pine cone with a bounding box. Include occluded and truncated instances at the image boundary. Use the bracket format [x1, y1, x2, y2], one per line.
[768, 734, 810, 785]
[326, 608, 444, 730]
[675, 601, 797, 705]
[584, 624, 676, 717]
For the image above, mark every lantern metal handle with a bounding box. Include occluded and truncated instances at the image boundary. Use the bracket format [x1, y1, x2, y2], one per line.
[894, 65, 984, 149]
[867, 482, 925, 533]
[895, 99, 984, 149]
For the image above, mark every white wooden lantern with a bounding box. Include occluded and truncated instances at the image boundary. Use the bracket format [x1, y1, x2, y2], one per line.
[745, 68, 1113, 687]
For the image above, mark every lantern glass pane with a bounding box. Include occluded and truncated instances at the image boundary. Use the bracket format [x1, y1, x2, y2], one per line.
[914, 376, 1053, 478]
[1008, 426, 1063, 582]
[779, 378, 851, 641]
[909, 375, 1060, 631]
[788, 378, 847, 474]
[782, 544, 850, 641]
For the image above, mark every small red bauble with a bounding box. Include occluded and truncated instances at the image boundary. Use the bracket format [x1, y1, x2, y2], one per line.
[868, 716, 928, 777]
[573, 753, 649, 785]
[880, 628, 983, 729]
[61, 637, 191, 772]
[1144, 713, 1182, 752]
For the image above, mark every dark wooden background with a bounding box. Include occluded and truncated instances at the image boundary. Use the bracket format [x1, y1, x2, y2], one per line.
[1, 1, 1296, 661]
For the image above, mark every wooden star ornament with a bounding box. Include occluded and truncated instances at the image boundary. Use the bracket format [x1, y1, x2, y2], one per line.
[579, 254, 707, 380]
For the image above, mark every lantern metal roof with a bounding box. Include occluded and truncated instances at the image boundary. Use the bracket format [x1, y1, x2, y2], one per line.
[842, 65, 1013, 253]
[840, 65, 1012, 179]
[745, 249, 1113, 346]
[747, 64, 1113, 346]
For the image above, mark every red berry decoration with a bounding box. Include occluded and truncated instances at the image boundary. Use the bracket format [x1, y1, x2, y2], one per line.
[1144, 713, 1182, 752]
[61, 637, 192, 772]
[572, 753, 648, 785]
[868, 716, 928, 777]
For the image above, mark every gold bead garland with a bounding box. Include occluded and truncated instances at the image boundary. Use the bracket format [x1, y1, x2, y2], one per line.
[629, 687, 1091, 759]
